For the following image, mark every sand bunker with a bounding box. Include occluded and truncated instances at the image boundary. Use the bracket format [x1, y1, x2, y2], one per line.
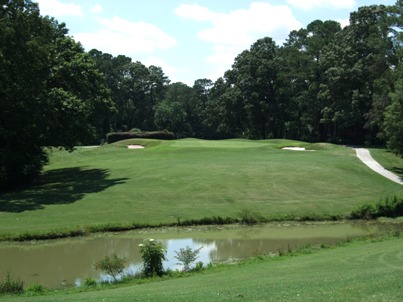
[282, 147, 313, 151]
[127, 145, 145, 149]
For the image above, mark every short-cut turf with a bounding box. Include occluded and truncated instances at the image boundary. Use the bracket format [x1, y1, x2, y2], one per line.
[0, 139, 402, 236]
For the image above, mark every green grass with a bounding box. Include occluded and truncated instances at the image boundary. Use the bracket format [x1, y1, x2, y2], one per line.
[2, 236, 403, 301]
[0, 139, 402, 239]
[369, 148, 403, 178]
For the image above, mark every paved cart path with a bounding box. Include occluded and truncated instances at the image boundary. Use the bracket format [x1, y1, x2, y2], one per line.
[354, 148, 403, 185]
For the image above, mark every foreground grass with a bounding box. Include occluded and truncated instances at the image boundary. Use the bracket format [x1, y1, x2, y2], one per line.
[2, 236, 403, 301]
[0, 139, 402, 239]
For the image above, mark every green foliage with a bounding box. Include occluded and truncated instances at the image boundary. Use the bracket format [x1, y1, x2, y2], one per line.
[82, 277, 97, 288]
[193, 261, 204, 272]
[94, 254, 127, 282]
[106, 130, 175, 143]
[239, 209, 262, 225]
[179, 216, 237, 226]
[0, 273, 23, 295]
[139, 239, 167, 277]
[25, 284, 46, 294]
[89, 50, 169, 132]
[0, 0, 114, 191]
[384, 78, 403, 156]
[351, 196, 403, 219]
[153, 82, 199, 138]
[174, 246, 203, 272]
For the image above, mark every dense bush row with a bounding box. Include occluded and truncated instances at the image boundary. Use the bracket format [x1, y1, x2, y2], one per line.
[350, 196, 403, 219]
[106, 131, 175, 144]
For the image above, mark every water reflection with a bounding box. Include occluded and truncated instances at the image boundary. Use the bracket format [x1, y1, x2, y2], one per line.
[0, 222, 401, 288]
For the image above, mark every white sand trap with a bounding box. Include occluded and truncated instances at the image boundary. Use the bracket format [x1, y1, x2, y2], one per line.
[127, 145, 145, 149]
[282, 147, 315, 151]
[282, 147, 306, 151]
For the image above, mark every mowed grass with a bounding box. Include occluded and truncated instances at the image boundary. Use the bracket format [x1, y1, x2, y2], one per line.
[3, 237, 403, 301]
[0, 139, 402, 237]
[369, 148, 403, 178]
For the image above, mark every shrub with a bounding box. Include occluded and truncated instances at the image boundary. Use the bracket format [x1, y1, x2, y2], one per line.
[174, 246, 203, 272]
[193, 261, 204, 272]
[239, 208, 262, 224]
[351, 196, 403, 219]
[0, 273, 24, 295]
[82, 277, 97, 287]
[350, 203, 376, 220]
[106, 131, 175, 143]
[179, 216, 237, 226]
[94, 254, 127, 282]
[139, 239, 167, 277]
[25, 284, 46, 294]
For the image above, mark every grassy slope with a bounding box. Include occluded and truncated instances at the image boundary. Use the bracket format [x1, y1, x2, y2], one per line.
[3, 237, 403, 301]
[0, 139, 402, 237]
[369, 148, 403, 178]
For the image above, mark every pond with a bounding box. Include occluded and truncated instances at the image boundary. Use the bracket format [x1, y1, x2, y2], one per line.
[0, 221, 401, 289]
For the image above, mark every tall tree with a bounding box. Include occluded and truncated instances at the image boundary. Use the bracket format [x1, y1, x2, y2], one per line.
[201, 77, 237, 139]
[154, 82, 197, 137]
[46, 37, 114, 146]
[89, 51, 170, 132]
[318, 5, 395, 143]
[0, 0, 114, 191]
[384, 78, 403, 156]
[277, 20, 341, 141]
[229, 37, 280, 138]
[0, 0, 53, 190]
[383, 0, 403, 155]
[192, 78, 213, 137]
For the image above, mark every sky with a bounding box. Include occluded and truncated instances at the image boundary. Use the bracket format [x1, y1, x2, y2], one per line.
[34, 0, 396, 85]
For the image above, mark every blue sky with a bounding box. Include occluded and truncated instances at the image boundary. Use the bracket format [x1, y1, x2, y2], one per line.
[35, 0, 395, 85]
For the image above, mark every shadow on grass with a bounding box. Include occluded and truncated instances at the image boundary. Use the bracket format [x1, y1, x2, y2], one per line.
[0, 167, 128, 213]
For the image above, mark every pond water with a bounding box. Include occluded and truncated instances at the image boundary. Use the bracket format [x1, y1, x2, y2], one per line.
[0, 221, 401, 289]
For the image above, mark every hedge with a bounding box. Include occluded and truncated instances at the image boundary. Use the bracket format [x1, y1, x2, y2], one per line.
[106, 131, 175, 144]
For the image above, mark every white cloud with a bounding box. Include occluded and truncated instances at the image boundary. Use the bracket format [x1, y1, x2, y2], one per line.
[90, 4, 103, 14]
[36, 0, 83, 17]
[287, 0, 356, 10]
[176, 2, 302, 82]
[73, 17, 176, 56]
[143, 56, 180, 80]
[336, 18, 350, 28]
[177, 2, 301, 46]
[206, 45, 243, 66]
[175, 3, 215, 21]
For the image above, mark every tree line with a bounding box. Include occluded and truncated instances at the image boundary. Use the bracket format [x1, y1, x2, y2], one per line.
[1, 0, 402, 191]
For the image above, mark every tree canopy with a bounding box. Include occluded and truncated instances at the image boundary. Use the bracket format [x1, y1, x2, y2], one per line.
[0, 0, 114, 191]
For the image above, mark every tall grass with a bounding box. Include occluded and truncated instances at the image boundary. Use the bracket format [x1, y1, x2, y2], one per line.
[0, 273, 23, 295]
